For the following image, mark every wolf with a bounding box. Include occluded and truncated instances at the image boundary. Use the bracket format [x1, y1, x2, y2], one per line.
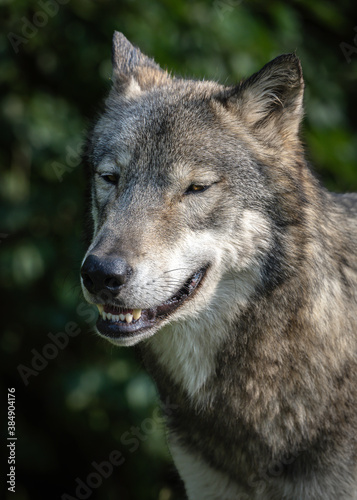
[80, 32, 357, 499]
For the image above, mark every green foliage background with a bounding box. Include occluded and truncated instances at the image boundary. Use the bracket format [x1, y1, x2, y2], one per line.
[1, 1, 356, 499]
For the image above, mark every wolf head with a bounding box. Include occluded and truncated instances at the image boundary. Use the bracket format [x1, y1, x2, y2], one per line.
[81, 32, 305, 346]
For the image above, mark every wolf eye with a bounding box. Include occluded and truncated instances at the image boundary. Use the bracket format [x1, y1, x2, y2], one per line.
[100, 173, 118, 185]
[185, 184, 209, 194]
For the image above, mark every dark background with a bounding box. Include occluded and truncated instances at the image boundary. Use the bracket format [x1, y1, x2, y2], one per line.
[1, 1, 357, 499]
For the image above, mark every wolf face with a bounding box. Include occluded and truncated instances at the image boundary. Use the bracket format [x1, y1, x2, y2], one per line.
[81, 32, 305, 347]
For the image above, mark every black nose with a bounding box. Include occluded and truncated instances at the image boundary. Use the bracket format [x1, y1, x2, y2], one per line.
[81, 254, 132, 296]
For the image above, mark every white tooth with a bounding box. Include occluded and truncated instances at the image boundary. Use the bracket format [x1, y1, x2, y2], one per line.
[97, 304, 104, 314]
[114, 315, 120, 322]
[119, 314, 125, 321]
[133, 309, 142, 320]
[125, 313, 133, 324]
[102, 312, 107, 320]
[107, 313, 112, 320]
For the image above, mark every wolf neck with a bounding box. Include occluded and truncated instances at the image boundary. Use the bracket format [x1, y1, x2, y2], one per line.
[142, 210, 317, 405]
[141, 200, 355, 454]
[144, 271, 255, 399]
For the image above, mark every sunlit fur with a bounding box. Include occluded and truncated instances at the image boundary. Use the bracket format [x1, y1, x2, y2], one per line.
[82, 32, 357, 500]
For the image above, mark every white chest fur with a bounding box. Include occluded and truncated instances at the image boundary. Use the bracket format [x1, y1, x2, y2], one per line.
[146, 272, 257, 400]
[147, 316, 225, 398]
[168, 436, 246, 500]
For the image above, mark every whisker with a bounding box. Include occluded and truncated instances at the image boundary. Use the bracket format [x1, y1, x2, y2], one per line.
[162, 268, 189, 274]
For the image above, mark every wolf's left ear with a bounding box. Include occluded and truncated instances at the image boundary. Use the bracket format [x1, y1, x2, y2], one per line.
[218, 54, 304, 142]
[111, 31, 170, 93]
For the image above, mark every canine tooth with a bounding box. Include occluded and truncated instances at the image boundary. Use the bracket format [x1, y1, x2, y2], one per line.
[119, 314, 125, 321]
[102, 312, 107, 320]
[107, 313, 112, 320]
[125, 313, 133, 324]
[133, 309, 142, 320]
[96, 304, 104, 314]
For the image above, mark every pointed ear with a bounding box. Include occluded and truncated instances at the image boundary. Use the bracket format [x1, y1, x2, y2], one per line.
[218, 54, 304, 143]
[111, 31, 170, 93]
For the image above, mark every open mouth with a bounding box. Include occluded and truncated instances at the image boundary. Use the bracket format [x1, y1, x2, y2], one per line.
[95, 266, 208, 341]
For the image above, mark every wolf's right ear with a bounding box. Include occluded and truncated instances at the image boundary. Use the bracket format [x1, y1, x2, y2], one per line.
[111, 32, 170, 94]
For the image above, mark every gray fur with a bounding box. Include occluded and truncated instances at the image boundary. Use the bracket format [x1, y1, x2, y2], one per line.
[81, 32, 357, 499]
